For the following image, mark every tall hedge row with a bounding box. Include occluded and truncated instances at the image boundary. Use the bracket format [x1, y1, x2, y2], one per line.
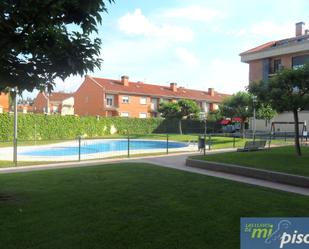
[0, 114, 219, 141]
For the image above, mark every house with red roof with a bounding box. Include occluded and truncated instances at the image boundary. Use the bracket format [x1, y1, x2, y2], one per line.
[74, 75, 229, 118]
[240, 21, 309, 132]
[240, 21, 309, 82]
[33, 92, 74, 115]
[0, 93, 9, 113]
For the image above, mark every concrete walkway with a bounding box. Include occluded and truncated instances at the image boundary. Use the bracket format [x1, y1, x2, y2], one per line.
[135, 153, 309, 196]
[0, 149, 308, 196]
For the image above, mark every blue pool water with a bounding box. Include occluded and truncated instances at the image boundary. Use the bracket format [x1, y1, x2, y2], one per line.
[20, 140, 187, 157]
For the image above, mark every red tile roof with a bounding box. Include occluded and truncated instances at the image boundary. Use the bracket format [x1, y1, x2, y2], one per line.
[89, 77, 230, 103]
[49, 92, 74, 102]
[240, 41, 276, 55]
[240, 34, 309, 55]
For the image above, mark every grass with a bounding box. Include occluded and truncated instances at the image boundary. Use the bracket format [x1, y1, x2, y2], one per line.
[193, 146, 309, 177]
[0, 163, 309, 249]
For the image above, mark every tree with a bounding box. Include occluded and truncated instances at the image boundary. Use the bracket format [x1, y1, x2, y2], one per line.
[159, 99, 200, 134]
[256, 104, 277, 125]
[248, 64, 309, 156]
[206, 110, 223, 122]
[219, 92, 252, 137]
[0, 0, 114, 92]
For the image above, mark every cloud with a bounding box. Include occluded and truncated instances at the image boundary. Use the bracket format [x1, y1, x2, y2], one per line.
[249, 21, 294, 38]
[225, 21, 295, 40]
[162, 5, 224, 22]
[174, 48, 199, 67]
[204, 58, 249, 93]
[118, 9, 194, 42]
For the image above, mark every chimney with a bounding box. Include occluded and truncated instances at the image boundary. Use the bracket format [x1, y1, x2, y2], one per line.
[170, 83, 177, 92]
[295, 22, 305, 36]
[121, 75, 129, 86]
[208, 88, 215, 97]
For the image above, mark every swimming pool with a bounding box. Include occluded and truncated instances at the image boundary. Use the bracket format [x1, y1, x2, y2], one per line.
[20, 139, 187, 157]
[5, 139, 195, 161]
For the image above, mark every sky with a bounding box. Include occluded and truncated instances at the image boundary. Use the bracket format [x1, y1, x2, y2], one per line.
[25, 0, 309, 98]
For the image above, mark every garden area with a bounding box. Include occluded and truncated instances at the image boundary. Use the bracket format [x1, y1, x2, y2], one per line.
[1, 163, 309, 249]
[193, 146, 309, 177]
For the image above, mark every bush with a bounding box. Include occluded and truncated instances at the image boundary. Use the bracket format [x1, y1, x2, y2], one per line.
[0, 114, 221, 140]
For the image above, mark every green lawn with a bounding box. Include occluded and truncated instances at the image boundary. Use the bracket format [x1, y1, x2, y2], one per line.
[0, 163, 309, 249]
[193, 146, 309, 177]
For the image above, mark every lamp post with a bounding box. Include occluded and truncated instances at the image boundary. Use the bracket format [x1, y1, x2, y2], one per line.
[11, 87, 18, 165]
[199, 112, 207, 135]
[252, 95, 257, 141]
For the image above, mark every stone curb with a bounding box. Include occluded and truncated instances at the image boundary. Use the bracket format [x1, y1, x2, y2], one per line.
[186, 158, 309, 189]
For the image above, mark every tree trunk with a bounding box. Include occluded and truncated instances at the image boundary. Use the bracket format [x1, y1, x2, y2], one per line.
[292, 108, 302, 156]
[178, 120, 183, 135]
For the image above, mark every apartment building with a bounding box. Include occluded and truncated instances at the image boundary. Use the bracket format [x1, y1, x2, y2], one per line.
[33, 92, 74, 115]
[240, 21, 309, 132]
[0, 93, 9, 113]
[240, 21, 309, 82]
[74, 75, 229, 118]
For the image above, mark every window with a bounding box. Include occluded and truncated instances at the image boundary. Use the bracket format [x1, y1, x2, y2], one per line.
[273, 59, 282, 73]
[151, 98, 158, 111]
[106, 94, 114, 107]
[52, 105, 58, 113]
[122, 96, 130, 104]
[140, 97, 147, 105]
[121, 112, 129, 117]
[139, 113, 147, 119]
[292, 54, 309, 69]
[84, 96, 89, 103]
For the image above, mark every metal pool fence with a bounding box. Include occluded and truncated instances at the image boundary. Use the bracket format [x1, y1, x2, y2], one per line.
[0, 132, 302, 167]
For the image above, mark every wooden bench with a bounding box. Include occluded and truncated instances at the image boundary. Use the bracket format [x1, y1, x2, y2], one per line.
[237, 140, 267, 152]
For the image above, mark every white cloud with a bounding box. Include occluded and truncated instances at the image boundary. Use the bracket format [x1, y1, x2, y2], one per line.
[204, 58, 249, 93]
[163, 5, 224, 22]
[118, 9, 194, 42]
[53, 75, 83, 93]
[225, 21, 295, 40]
[249, 21, 294, 39]
[174, 47, 199, 67]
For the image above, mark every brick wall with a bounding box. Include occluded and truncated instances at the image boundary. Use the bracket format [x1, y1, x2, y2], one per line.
[249, 52, 309, 83]
[249, 60, 263, 82]
[0, 93, 9, 112]
[117, 94, 153, 118]
[33, 92, 47, 113]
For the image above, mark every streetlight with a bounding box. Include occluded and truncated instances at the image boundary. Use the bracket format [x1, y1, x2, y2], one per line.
[11, 87, 18, 165]
[252, 95, 257, 141]
[199, 112, 207, 135]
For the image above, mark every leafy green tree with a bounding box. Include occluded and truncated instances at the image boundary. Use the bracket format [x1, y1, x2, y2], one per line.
[249, 64, 309, 156]
[256, 104, 277, 124]
[207, 110, 223, 122]
[159, 99, 200, 134]
[0, 0, 114, 92]
[219, 92, 252, 137]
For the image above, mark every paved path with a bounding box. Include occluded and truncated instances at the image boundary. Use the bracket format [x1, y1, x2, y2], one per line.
[135, 153, 309, 197]
[0, 149, 308, 196]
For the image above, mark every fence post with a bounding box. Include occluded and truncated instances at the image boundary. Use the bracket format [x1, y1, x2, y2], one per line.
[233, 135, 236, 148]
[203, 134, 206, 156]
[208, 134, 212, 151]
[78, 136, 81, 161]
[127, 135, 130, 158]
[13, 138, 17, 166]
[166, 134, 169, 154]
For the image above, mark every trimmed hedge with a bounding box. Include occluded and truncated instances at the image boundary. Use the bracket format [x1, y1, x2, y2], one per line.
[0, 114, 220, 140]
